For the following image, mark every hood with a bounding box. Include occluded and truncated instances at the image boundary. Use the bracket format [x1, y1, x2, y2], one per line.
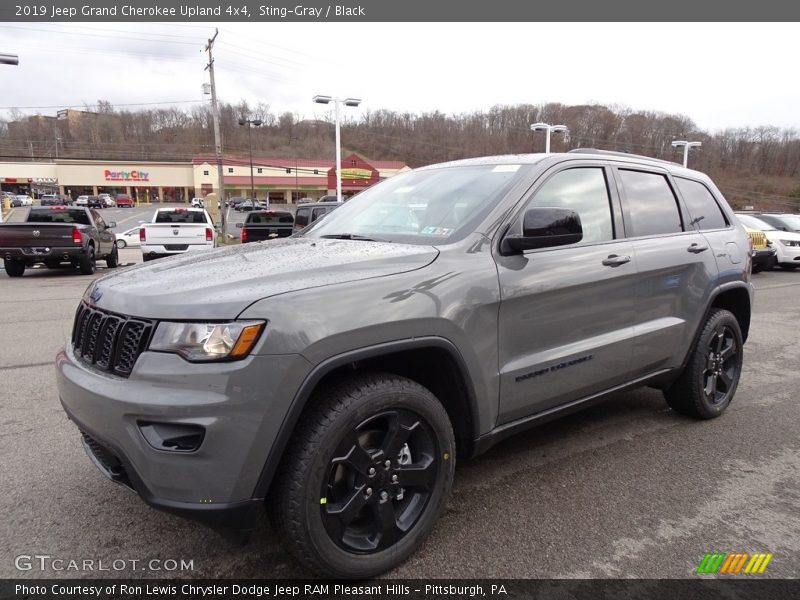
[760, 229, 800, 243]
[87, 238, 439, 320]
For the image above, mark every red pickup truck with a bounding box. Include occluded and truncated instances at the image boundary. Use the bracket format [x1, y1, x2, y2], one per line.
[114, 194, 134, 208]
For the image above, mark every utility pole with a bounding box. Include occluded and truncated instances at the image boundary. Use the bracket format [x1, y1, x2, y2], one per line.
[205, 28, 225, 238]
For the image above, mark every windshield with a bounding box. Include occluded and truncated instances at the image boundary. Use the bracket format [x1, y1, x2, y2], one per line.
[737, 214, 775, 231]
[302, 164, 525, 244]
[770, 214, 800, 229]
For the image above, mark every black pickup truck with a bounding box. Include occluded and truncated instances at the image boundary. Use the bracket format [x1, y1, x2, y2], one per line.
[237, 210, 294, 243]
[0, 206, 118, 277]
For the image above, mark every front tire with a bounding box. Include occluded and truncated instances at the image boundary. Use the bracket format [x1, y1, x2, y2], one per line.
[106, 245, 119, 268]
[664, 308, 743, 419]
[271, 372, 455, 578]
[79, 246, 96, 275]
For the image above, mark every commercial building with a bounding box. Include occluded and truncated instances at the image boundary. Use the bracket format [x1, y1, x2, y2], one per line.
[0, 153, 410, 203]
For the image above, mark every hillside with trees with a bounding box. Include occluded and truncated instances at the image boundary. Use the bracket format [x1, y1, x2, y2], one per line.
[1, 101, 799, 211]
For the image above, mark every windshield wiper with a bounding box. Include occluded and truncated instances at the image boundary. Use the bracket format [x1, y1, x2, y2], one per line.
[319, 233, 390, 242]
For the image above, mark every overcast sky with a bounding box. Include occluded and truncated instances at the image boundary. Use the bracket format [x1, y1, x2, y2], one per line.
[1, 22, 799, 132]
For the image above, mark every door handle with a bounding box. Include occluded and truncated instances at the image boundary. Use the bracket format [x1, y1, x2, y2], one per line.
[602, 254, 631, 267]
[687, 243, 709, 253]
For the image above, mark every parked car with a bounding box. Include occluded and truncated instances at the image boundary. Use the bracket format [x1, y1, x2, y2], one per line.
[114, 194, 135, 208]
[100, 195, 116, 208]
[237, 210, 294, 242]
[736, 213, 800, 270]
[753, 213, 800, 233]
[0, 206, 118, 276]
[13, 194, 34, 207]
[139, 207, 216, 261]
[293, 202, 337, 230]
[115, 226, 142, 249]
[227, 196, 247, 209]
[190, 197, 204, 208]
[296, 197, 314, 205]
[55, 150, 753, 578]
[742, 227, 776, 272]
[318, 195, 340, 203]
[74, 195, 89, 206]
[84, 196, 103, 208]
[40, 194, 71, 206]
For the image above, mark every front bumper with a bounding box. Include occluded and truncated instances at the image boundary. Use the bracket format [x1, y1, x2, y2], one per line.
[56, 342, 312, 530]
[751, 247, 777, 268]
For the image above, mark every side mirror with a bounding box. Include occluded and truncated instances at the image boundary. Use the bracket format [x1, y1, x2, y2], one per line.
[107, 221, 116, 229]
[236, 222, 243, 228]
[503, 207, 583, 253]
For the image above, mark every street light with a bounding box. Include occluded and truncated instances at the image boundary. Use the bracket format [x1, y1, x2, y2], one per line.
[671, 140, 702, 168]
[530, 122, 569, 154]
[238, 117, 262, 203]
[313, 94, 361, 203]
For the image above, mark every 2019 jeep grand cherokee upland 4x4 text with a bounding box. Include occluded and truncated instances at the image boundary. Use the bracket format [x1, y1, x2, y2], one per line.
[56, 150, 753, 578]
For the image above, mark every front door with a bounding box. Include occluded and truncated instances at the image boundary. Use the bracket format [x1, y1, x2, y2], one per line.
[495, 165, 637, 424]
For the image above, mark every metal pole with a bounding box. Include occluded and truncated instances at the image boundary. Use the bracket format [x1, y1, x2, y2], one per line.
[205, 29, 225, 237]
[544, 126, 551, 154]
[682, 145, 689, 168]
[334, 100, 342, 203]
[248, 123, 255, 200]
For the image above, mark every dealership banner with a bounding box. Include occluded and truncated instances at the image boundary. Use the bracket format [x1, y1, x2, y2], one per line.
[1, 0, 798, 21]
[3, 579, 799, 600]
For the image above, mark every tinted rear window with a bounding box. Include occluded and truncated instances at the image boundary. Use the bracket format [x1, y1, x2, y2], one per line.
[674, 178, 728, 230]
[247, 212, 293, 225]
[27, 209, 90, 225]
[619, 169, 684, 237]
[155, 210, 207, 224]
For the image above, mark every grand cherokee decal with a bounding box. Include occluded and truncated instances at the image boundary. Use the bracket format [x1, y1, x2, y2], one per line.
[515, 354, 594, 383]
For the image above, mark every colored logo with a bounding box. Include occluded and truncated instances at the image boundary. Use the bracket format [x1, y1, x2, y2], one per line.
[696, 552, 773, 574]
[104, 169, 149, 182]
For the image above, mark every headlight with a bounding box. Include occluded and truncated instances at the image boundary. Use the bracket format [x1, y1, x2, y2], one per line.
[778, 239, 800, 247]
[149, 321, 265, 362]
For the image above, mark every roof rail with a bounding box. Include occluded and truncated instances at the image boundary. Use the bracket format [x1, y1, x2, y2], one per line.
[567, 148, 679, 165]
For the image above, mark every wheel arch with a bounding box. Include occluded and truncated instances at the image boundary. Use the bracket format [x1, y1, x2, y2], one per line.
[252, 337, 481, 499]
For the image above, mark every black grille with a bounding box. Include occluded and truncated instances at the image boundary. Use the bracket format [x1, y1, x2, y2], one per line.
[72, 303, 154, 377]
[164, 244, 188, 251]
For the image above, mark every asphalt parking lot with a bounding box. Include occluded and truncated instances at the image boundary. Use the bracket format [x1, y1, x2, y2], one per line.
[0, 255, 798, 579]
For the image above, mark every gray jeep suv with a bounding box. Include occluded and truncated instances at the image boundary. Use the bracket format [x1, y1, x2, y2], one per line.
[56, 150, 753, 578]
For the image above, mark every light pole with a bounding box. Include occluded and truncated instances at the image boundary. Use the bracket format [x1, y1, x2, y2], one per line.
[313, 95, 361, 203]
[290, 135, 300, 202]
[238, 117, 262, 202]
[671, 140, 702, 167]
[530, 122, 568, 154]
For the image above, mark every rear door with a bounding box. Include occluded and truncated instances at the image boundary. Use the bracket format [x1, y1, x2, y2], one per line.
[613, 167, 719, 377]
[495, 163, 638, 423]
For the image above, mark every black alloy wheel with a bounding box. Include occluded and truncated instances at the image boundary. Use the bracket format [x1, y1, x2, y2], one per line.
[321, 409, 438, 553]
[702, 324, 739, 406]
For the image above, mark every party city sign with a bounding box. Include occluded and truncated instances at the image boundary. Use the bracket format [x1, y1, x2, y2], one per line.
[104, 169, 150, 182]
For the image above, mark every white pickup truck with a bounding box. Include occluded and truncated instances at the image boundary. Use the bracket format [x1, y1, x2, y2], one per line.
[140, 207, 216, 262]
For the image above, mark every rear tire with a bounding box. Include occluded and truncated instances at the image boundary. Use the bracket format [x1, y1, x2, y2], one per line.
[4, 259, 25, 277]
[79, 246, 96, 275]
[664, 308, 743, 419]
[116, 239, 126, 249]
[271, 372, 455, 578]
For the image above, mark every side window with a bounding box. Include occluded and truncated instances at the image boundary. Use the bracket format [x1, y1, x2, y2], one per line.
[92, 211, 106, 229]
[295, 208, 310, 228]
[312, 207, 328, 222]
[674, 177, 728, 230]
[523, 167, 614, 244]
[618, 170, 683, 237]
